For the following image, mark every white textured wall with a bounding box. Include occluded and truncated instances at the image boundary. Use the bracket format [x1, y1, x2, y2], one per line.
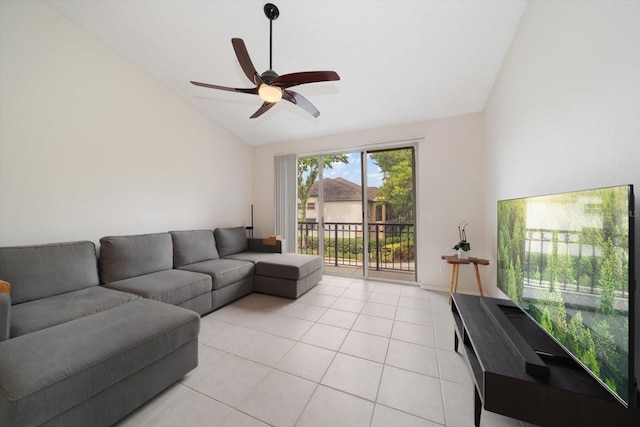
[252, 114, 486, 292]
[0, 1, 252, 246]
[483, 1, 640, 296]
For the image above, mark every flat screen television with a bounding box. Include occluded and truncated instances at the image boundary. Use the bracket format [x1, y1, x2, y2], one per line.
[497, 185, 636, 407]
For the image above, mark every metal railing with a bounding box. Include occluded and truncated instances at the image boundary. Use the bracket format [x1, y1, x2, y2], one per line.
[297, 221, 415, 272]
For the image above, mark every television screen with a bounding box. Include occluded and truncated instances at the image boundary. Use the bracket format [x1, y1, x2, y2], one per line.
[497, 185, 634, 406]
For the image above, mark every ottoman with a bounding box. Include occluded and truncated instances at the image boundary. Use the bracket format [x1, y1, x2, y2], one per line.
[254, 254, 323, 298]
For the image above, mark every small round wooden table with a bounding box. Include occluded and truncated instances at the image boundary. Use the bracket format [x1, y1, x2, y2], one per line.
[441, 255, 489, 303]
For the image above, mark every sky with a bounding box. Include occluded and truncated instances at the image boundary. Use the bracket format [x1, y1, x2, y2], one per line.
[322, 152, 384, 188]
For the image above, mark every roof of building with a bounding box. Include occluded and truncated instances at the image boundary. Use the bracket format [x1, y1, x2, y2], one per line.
[308, 177, 380, 202]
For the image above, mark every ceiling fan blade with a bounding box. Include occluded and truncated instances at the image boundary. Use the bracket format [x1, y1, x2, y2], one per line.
[273, 71, 340, 89]
[231, 38, 262, 86]
[282, 90, 320, 118]
[250, 101, 276, 119]
[190, 81, 258, 95]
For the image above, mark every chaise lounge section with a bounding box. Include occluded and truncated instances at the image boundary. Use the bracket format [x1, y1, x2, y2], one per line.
[214, 227, 323, 299]
[0, 241, 200, 427]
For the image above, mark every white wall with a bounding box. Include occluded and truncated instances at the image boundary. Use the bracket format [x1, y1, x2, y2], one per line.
[0, 1, 252, 247]
[252, 114, 487, 292]
[483, 1, 640, 296]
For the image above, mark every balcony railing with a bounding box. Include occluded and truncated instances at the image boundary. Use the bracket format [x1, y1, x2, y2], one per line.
[297, 221, 415, 272]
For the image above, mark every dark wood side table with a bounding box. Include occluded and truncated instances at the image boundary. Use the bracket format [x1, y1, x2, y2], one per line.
[441, 255, 489, 303]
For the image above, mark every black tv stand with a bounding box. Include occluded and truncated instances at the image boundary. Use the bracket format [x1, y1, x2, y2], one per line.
[451, 293, 636, 426]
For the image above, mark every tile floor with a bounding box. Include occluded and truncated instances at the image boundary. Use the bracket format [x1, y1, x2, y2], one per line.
[116, 276, 531, 427]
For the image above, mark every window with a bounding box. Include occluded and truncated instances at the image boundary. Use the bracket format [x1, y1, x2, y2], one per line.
[307, 202, 315, 210]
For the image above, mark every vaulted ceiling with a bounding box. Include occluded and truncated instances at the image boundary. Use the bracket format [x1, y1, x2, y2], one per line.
[47, 0, 528, 146]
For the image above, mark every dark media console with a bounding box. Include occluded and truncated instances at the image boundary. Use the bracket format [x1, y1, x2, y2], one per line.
[451, 293, 638, 427]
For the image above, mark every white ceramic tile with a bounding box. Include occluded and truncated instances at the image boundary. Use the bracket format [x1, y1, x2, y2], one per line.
[371, 404, 442, 427]
[441, 380, 475, 427]
[256, 312, 314, 340]
[207, 305, 268, 330]
[437, 348, 474, 386]
[238, 370, 317, 427]
[367, 292, 400, 306]
[429, 296, 453, 314]
[348, 281, 377, 292]
[236, 331, 296, 366]
[298, 292, 338, 308]
[323, 276, 355, 288]
[199, 318, 260, 354]
[300, 323, 349, 351]
[276, 342, 336, 382]
[400, 286, 432, 300]
[321, 353, 383, 400]
[434, 325, 458, 351]
[296, 385, 374, 427]
[386, 339, 440, 378]
[395, 306, 433, 327]
[331, 297, 366, 313]
[312, 284, 346, 297]
[361, 301, 396, 319]
[372, 283, 403, 295]
[269, 301, 327, 322]
[317, 308, 358, 329]
[188, 354, 270, 406]
[398, 296, 432, 311]
[219, 410, 270, 427]
[431, 310, 455, 332]
[138, 387, 232, 427]
[391, 321, 436, 347]
[339, 330, 389, 363]
[341, 288, 372, 301]
[377, 366, 445, 423]
[352, 314, 394, 337]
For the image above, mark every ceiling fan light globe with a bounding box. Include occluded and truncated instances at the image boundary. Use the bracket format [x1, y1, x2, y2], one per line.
[258, 84, 283, 103]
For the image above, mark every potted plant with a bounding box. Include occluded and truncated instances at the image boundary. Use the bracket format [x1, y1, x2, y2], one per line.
[453, 221, 470, 259]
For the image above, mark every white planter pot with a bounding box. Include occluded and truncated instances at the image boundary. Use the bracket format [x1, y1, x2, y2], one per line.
[458, 249, 469, 259]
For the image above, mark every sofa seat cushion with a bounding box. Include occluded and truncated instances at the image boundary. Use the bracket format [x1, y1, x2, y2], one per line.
[103, 269, 211, 306]
[9, 287, 139, 338]
[178, 259, 254, 290]
[223, 252, 284, 264]
[0, 299, 199, 427]
[255, 254, 323, 281]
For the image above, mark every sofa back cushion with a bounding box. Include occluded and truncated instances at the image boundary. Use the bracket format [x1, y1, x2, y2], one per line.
[214, 227, 248, 257]
[99, 233, 173, 284]
[0, 241, 99, 304]
[170, 230, 219, 267]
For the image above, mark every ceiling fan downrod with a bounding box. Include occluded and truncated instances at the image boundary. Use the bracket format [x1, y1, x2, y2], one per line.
[264, 3, 279, 70]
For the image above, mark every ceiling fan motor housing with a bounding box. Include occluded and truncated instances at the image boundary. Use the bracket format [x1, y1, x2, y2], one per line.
[261, 69, 279, 84]
[264, 3, 279, 20]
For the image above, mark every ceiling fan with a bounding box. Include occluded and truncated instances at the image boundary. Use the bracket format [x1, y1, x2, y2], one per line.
[190, 3, 340, 119]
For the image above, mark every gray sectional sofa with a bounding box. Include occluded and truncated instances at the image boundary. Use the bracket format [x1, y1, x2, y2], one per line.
[0, 226, 322, 426]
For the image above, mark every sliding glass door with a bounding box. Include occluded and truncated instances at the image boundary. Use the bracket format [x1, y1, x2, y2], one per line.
[297, 146, 416, 282]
